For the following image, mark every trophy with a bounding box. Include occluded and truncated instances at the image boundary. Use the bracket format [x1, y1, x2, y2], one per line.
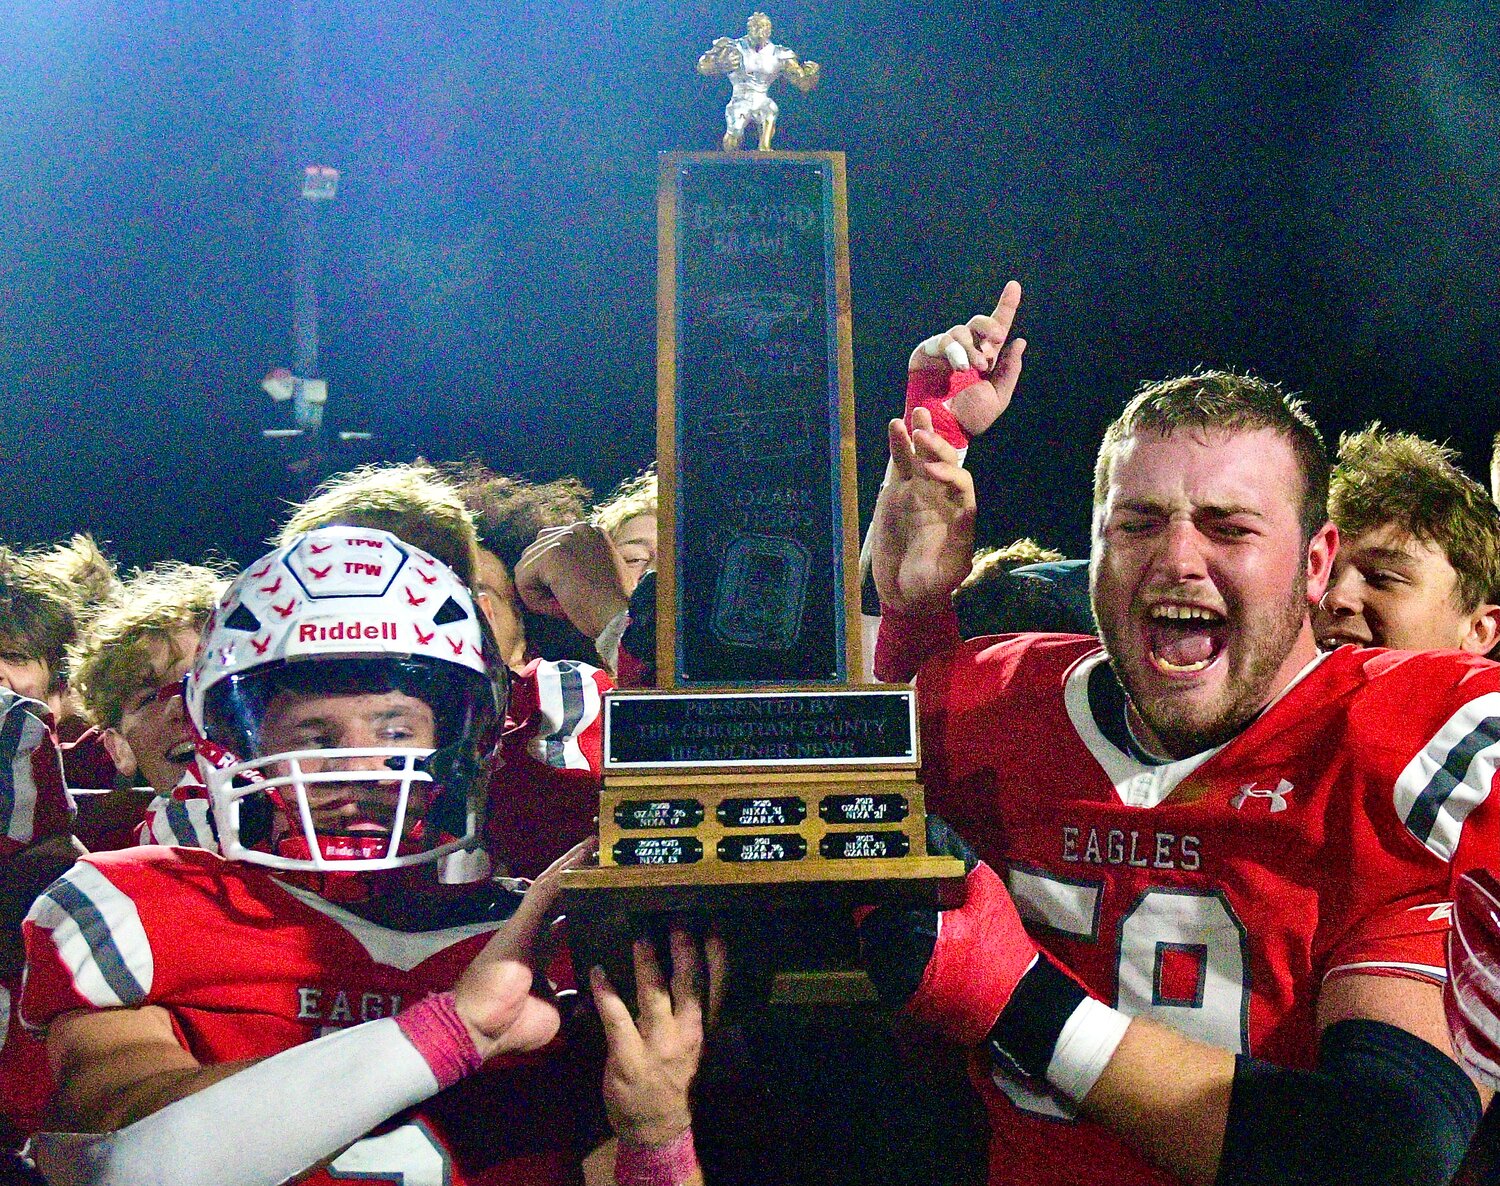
[561, 27, 963, 1006]
[697, 12, 820, 152]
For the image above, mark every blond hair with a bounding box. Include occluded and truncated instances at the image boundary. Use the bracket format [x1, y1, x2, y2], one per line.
[23, 534, 120, 629]
[71, 561, 231, 729]
[276, 463, 478, 586]
[593, 466, 658, 539]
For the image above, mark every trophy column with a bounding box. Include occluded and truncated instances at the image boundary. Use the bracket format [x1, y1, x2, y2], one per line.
[656, 151, 858, 687]
[561, 152, 962, 1006]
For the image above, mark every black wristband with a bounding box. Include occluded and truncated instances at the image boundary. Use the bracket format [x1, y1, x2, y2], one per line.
[986, 954, 1088, 1083]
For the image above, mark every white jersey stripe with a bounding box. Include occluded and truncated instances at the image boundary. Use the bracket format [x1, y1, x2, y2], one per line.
[0, 697, 27, 842]
[272, 878, 507, 972]
[24, 862, 153, 1011]
[1393, 692, 1500, 861]
[141, 793, 218, 851]
[0, 695, 53, 845]
[1007, 866, 1101, 940]
[530, 660, 601, 772]
[1324, 960, 1447, 982]
[4, 705, 47, 845]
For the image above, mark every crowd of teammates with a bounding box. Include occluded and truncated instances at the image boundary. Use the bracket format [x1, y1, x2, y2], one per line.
[0, 287, 1499, 1184]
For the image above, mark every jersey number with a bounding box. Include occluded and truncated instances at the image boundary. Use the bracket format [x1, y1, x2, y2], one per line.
[995, 872, 1249, 1117]
[328, 1123, 451, 1185]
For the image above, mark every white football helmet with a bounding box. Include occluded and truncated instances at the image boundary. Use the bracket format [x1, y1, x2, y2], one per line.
[185, 527, 505, 873]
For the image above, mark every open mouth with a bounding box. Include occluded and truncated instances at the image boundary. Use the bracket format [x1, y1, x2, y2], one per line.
[308, 799, 397, 831]
[166, 741, 196, 765]
[304, 785, 420, 834]
[1144, 604, 1228, 674]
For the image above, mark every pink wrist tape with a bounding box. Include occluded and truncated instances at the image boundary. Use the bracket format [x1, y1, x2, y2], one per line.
[614, 1128, 699, 1186]
[903, 367, 980, 450]
[394, 991, 485, 1089]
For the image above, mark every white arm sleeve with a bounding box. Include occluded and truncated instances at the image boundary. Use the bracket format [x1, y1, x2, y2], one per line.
[32, 1016, 442, 1186]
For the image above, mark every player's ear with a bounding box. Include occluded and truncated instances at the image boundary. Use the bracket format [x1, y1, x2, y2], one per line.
[1461, 602, 1500, 657]
[101, 728, 139, 779]
[1304, 520, 1338, 604]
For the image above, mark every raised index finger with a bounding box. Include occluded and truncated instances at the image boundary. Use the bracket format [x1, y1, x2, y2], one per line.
[965, 280, 1023, 362]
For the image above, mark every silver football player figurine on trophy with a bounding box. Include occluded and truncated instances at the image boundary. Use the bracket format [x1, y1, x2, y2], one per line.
[697, 12, 820, 152]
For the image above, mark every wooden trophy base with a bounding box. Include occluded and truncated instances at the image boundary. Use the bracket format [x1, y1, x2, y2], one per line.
[559, 689, 964, 1007]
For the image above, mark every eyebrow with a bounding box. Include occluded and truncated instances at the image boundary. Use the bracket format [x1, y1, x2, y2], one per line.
[284, 708, 426, 727]
[1351, 546, 1421, 568]
[1114, 500, 1268, 520]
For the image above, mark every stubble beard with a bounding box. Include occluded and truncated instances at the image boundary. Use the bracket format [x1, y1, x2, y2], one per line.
[1102, 572, 1308, 760]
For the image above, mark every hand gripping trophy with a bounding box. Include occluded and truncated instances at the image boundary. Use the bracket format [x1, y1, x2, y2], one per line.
[697, 12, 820, 151]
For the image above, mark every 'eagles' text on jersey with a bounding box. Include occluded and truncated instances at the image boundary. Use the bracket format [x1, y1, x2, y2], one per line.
[917, 636, 1500, 1186]
[21, 847, 605, 1185]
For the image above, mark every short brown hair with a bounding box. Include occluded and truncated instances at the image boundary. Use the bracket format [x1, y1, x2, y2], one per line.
[70, 561, 231, 730]
[1094, 370, 1329, 541]
[276, 463, 478, 587]
[0, 549, 77, 690]
[449, 464, 592, 573]
[593, 466, 658, 539]
[1331, 424, 1500, 611]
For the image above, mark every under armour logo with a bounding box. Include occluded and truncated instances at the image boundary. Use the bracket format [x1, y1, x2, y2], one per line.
[1231, 779, 1293, 812]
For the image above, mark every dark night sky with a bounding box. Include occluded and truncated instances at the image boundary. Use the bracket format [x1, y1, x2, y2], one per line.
[1, 0, 1497, 571]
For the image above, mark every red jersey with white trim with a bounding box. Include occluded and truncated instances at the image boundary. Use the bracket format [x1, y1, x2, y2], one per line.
[0, 691, 72, 1146]
[21, 846, 604, 1185]
[0, 692, 72, 858]
[917, 635, 1500, 1186]
[485, 658, 608, 880]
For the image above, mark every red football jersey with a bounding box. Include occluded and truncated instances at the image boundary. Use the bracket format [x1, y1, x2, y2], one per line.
[917, 636, 1500, 1186]
[0, 692, 73, 858]
[21, 847, 604, 1185]
[0, 690, 72, 1145]
[485, 658, 608, 880]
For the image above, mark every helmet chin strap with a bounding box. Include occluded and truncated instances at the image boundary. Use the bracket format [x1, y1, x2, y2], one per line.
[271, 827, 432, 905]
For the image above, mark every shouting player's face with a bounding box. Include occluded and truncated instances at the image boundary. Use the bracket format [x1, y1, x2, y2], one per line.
[1091, 427, 1335, 758]
[257, 689, 437, 839]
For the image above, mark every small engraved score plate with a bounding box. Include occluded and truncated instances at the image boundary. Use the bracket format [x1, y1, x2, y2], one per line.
[615, 799, 706, 830]
[718, 796, 806, 827]
[613, 836, 705, 866]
